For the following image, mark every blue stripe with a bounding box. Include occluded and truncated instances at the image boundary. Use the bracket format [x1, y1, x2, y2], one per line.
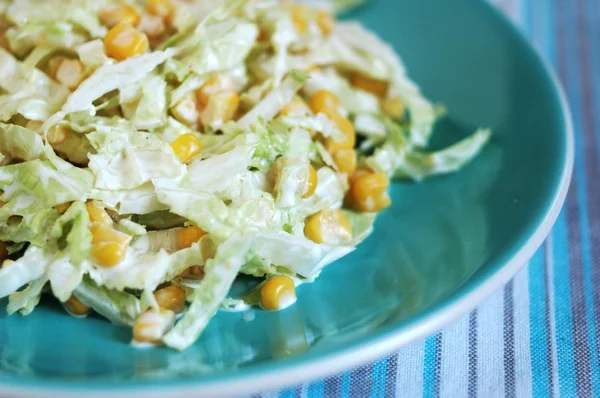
[552, 210, 577, 397]
[340, 370, 351, 397]
[585, 0, 600, 171]
[278, 388, 297, 398]
[307, 379, 325, 397]
[422, 336, 437, 398]
[369, 357, 387, 398]
[529, 249, 550, 397]
[563, 0, 600, 394]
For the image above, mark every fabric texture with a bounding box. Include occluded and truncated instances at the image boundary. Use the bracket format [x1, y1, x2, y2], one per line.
[254, 0, 600, 396]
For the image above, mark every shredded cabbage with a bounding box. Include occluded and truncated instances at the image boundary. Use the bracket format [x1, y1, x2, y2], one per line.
[0, 0, 490, 351]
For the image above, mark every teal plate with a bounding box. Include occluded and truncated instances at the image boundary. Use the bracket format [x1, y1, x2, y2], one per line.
[0, 0, 573, 396]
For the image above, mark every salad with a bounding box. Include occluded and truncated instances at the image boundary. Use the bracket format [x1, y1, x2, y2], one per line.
[0, 0, 490, 351]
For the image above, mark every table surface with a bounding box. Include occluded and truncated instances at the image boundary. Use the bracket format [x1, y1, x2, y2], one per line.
[253, 0, 600, 396]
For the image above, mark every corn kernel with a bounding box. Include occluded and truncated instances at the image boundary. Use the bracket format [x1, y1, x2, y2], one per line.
[176, 226, 207, 249]
[316, 11, 335, 35]
[280, 99, 311, 117]
[65, 295, 92, 316]
[89, 223, 131, 245]
[381, 96, 405, 119]
[348, 167, 372, 185]
[91, 241, 127, 268]
[170, 94, 199, 127]
[0, 35, 10, 51]
[195, 75, 236, 109]
[0, 241, 7, 260]
[302, 164, 318, 199]
[47, 56, 68, 79]
[177, 265, 204, 279]
[47, 125, 68, 145]
[1, 259, 14, 268]
[104, 23, 149, 61]
[199, 92, 240, 128]
[154, 285, 186, 313]
[333, 149, 357, 173]
[54, 202, 72, 214]
[349, 172, 391, 212]
[351, 74, 389, 98]
[86, 201, 113, 225]
[260, 275, 296, 311]
[146, 0, 175, 23]
[290, 4, 309, 34]
[304, 209, 352, 245]
[100, 4, 140, 28]
[25, 120, 43, 133]
[133, 308, 176, 344]
[170, 133, 202, 163]
[309, 90, 340, 115]
[324, 112, 356, 152]
[137, 13, 166, 38]
[55, 59, 84, 90]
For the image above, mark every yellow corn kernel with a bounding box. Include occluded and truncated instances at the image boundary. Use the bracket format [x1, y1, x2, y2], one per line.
[177, 265, 204, 279]
[0, 35, 10, 51]
[309, 90, 340, 115]
[137, 13, 166, 38]
[1, 259, 14, 268]
[333, 149, 357, 174]
[146, 0, 175, 23]
[0, 190, 5, 207]
[195, 75, 236, 109]
[91, 241, 127, 268]
[349, 172, 391, 213]
[104, 23, 149, 61]
[176, 225, 207, 249]
[0, 241, 7, 260]
[65, 295, 92, 316]
[170, 133, 202, 163]
[25, 120, 43, 133]
[316, 11, 335, 35]
[348, 167, 373, 185]
[54, 202, 72, 214]
[280, 99, 311, 117]
[304, 209, 352, 245]
[381, 96, 405, 119]
[89, 223, 131, 245]
[351, 74, 389, 98]
[133, 307, 176, 344]
[86, 201, 113, 225]
[302, 164, 318, 199]
[260, 275, 297, 311]
[290, 4, 309, 34]
[47, 56, 68, 79]
[47, 125, 68, 145]
[199, 91, 240, 127]
[154, 285, 186, 313]
[100, 4, 140, 28]
[55, 59, 85, 90]
[170, 94, 199, 127]
[324, 112, 356, 152]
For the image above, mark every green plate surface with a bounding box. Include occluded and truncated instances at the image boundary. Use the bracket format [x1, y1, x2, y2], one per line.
[0, 0, 572, 396]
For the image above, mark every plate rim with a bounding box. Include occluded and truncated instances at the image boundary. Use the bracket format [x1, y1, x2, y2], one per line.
[0, 2, 574, 397]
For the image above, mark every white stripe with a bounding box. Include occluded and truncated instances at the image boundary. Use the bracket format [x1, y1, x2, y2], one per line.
[513, 265, 533, 397]
[395, 339, 425, 397]
[439, 315, 470, 397]
[477, 287, 505, 398]
[546, 236, 560, 398]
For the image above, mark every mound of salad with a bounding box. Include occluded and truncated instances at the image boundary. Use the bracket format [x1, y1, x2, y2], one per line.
[0, 0, 490, 350]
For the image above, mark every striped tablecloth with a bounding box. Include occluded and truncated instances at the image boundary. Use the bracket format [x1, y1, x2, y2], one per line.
[258, 0, 600, 396]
